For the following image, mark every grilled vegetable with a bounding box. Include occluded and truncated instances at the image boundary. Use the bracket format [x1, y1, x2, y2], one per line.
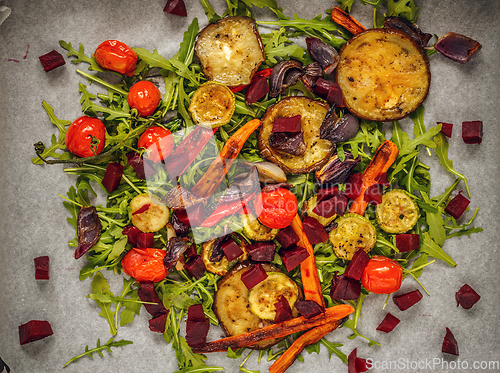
[130, 194, 170, 233]
[188, 82, 235, 128]
[241, 212, 280, 241]
[329, 214, 376, 260]
[201, 236, 248, 276]
[305, 195, 337, 226]
[336, 28, 430, 122]
[195, 16, 265, 86]
[375, 189, 420, 233]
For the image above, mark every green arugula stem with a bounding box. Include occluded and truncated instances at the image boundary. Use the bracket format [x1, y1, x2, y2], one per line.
[76, 69, 128, 96]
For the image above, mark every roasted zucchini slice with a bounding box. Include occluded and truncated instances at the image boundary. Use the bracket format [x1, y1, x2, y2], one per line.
[130, 193, 170, 233]
[188, 82, 235, 128]
[195, 16, 265, 86]
[241, 212, 280, 241]
[258, 97, 335, 174]
[201, 237, 248, 276]
[375, 189, 420, 233]
[329, 213, 376, 260]
[336, 28, 430, 122]
[305, 195, 337, 226]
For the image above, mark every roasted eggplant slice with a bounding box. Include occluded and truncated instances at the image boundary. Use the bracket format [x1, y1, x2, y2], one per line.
[195, 16, 265, 86]
[258, 97, 335, 174]
[336, 29, 430, 122]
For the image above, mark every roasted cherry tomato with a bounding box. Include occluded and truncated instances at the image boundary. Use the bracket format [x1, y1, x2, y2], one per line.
[65, 116, 106, 158]
[361, 255, 403, 294]
[138, 126, 174, 163]
[254, 187, 297, 229]
[127, 81, 162, 117]
[94, 40, 137, 77]
[122, 248, 167, 282]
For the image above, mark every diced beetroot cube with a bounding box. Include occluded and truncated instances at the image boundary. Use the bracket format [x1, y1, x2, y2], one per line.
[374, 172, 390, 187]
[136, 232, 154, 248]
[294, 300, 325, 319]
[184, 244, 198, 259]
[395, 234, 420, 252]
[317, 186, 340, 203]
[39, 50, 65, 72]
[138, 281, 168, 317]
[376, 313, 400, 333]
[326, 82, 344, 107]
[34, 256, 49, 280]
[19, 320, 53, 345]
[122, 225, 141, 246]
[101, 162, 124, 193]
[163, 0, 187, 17]
[274, 295, 293, 323]
[241, 264, 268, 290]
[302, 216, 328, 244]
[442, 327, 459, 356]
[313, 195, 348, 218]
[186, 319, 210, 348]
[330, 274, 361, 300]
[393, 289, 423, 311]
[246, 242, 276, 262]
[171, 211, 189, 236]
[439, 122, 453, 137]
[184, 255, 206, 279]
[275, 226, 299, 249]
[344, 173, 363, 200]
[456, 283, 480, 309]
[364, 184, 383, 205]
[280, 245, 309, 272]
[348, 348, 369, 373]
[149, 312, 168, 333]
[127, 152, 146, 180]
[444, 192, 470, 219]
[246, 75, 270, 105]
[188, 303, 206, 322]
[344, 249, 370, 281]
[273, 115, 302, 133]
[222, 238, 243, 262]
[462, 120, 483, 144]
[176, 204, 206, 227]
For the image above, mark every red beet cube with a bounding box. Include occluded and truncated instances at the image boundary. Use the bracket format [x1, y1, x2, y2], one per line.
[364, 184, 383, 205]
[127, 152, 145, 180]
[136, 232, 154, 248]
[149, 312, 168, 333]
[34, 256, 49, 280]
[344, 249, 370, 281]
[393, 289, 423, 311]
[184, 244, 198, 259]
[444, 192, 470, 219]
[280, 245, 309, 272]
[246, 242, 276, 262]
[344, 173, 363, 200]
[246, 75, 270, 105]
[374, 172, 390, 187]
[313, 195, 348, 218]
[39, 50, 65, 72]
[395, 234, 420, 252]
[274, 295, 293, 323]
[19, 320, 53, 345]
[176, 204, 205, 227]
[122, 225, 141, 246]
[275, 226, 299, 249]
[439, 122, 453, 137]
[241, 264, 268, 290]
[348, 348, 369, 373]
[317, 186, 340, 203]
[273, 115, 302, 133]
[376, 313, 400, 333]
[102, 162, 124, 192]
[222, 238, 243, 262]
[163, 0, 187, 17]
[326, 82, 344, 107]
[294, 300, 325, 319]
[456, 283, 480, 309]
[442, 327, 459, 356]
[462, 121, 483, 144]
[138, 281, 167, 317]
[184, 256, 206, 279]
[186, 319, 210, 348]
[330, 274, 361, 300]
[302, 216, 328, 245]
[188, 303, 206, 322]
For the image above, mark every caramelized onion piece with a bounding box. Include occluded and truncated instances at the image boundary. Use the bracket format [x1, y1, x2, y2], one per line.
[306, 37, 339, 74]
[164, 237, 189, 272]
[163, 185, 205, 209]
[268, 131, 306, 156]
[270, 60, 304, 97]
[300, 62, 322, 90]
[383, 16, 432, 48]
[315, 151, 360, 185]
[243, 161, 287, 184]
[75, 206, 101, 259]
[434, 32, 482, 63]
[320, 110, 359, 144]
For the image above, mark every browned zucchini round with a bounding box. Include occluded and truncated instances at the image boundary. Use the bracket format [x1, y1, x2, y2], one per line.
[336, 28, 430, 122]
[201, 237, 248, 276]
[258, 97, 335, 174]
[195, 16, 265, 87]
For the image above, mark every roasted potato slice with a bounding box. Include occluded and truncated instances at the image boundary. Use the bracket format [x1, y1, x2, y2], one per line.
[336, 28, 430, 122]
[195, 16, 265, 86]
[258, 97, 335, 174]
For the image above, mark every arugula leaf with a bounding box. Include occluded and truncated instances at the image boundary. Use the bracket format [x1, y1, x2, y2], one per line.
[59, 40, 105, 72]
[200, 0, 221, 23]
[134, 48, 172, 70]
[420, 191, 446, 246]
[420, 232, 456, 267]
[336, 0, 356, 12]
[320, 339, 347, 364]
[173, 18, 199, 66]
[90, 272, 117, 335]
[386, 0, 419, 22]
[410, 106, 432, 156]
[118, 279, 142, 327]
[260, 28, 309, 66]
[62, 337, 132, 368]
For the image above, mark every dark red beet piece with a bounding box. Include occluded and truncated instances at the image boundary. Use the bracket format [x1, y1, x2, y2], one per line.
[222, 237, 243, 262]
[275, 226, 299, 249]
[273, 115, 302, 133]
[344, 173, 363, 200]
[393, 289, 423, 311]
[280, 245, 309, 272]
[396, 234, 420, 252]
[294, 300, 325, 319]
[330, 274, 361, 300]
[274, 295, 293, 323]
[127, 152, 146, 180]
[171, 211, 189, 236]
[39, 50, 65, 72]
[188, 304, 206, 322]
[313, 194, 348, 218]
[34, 256, 49, 280]
[462, 120, 483, 144]
[374, 172, 390, 187]
[317, 186, 339, 203]
[75, 206, 101, 259]
[186, 304, 209, 348]
[138, 281, 168, 317]
[184, 244, 198, 259]
[175, 204, 206, 227]
[456, 283, 480, 309]
[364, 184, 383, 205]
[246, 75, 270, 105]
[439, 122, 453, 137]
[442, 327, 459, 356]
[444, 192, 470, 219]
[163, 0, 187, 17]
[241, 264, 268, 290]
[376, 313, 400, 333]
[302, 216, 328, 244]
[19, 320, 53, 345]
[246, 242, 276, 262]
[344, 248, 370, 281]
[136, 232, 154, 248]
[149, 312, 168, 333]
[184, 256, 206, 279]
[326, 82, 344, 107]
[101, 162, 124, 192]
[122, 225, 141, 246]
[348, 348, 369, 373]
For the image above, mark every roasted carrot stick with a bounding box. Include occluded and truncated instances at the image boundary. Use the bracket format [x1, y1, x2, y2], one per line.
[290, 214, 325, 308]
[192, 304, 354, 353]
[331, 6, 366, 35]
[349, 140, 399, 215]
[269, 321, 341, 373]
[191, 119, 262, 198]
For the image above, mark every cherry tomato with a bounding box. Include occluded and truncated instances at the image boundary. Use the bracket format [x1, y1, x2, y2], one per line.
[254, 187, 297, 229]
[127, 81, 162, 117]
[361, 255, 403, 294]
[138, 126, 174, 163]
[65, 116, 106, 158]
[122, 248, 167, 282]
[94, 40, 137, 77]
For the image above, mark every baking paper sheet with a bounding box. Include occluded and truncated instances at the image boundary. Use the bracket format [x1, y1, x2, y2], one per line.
[0, 0, 499, 372]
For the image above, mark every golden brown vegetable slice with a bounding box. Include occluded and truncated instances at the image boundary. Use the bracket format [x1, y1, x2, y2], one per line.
[201, 237, 248, 276]
[195, 16, 265, 86]
[336, 28, 430, 122]
[329, 214, 376, 260]
[258, 97, 334, 174]
[130, 193, 170, 233]
[188, 82, 235, 128]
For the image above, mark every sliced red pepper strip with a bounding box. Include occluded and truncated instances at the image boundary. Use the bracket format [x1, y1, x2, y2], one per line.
[132, 203, 151, 215]
[200, 192, 256, 227]
[229, 68, 273, 93]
